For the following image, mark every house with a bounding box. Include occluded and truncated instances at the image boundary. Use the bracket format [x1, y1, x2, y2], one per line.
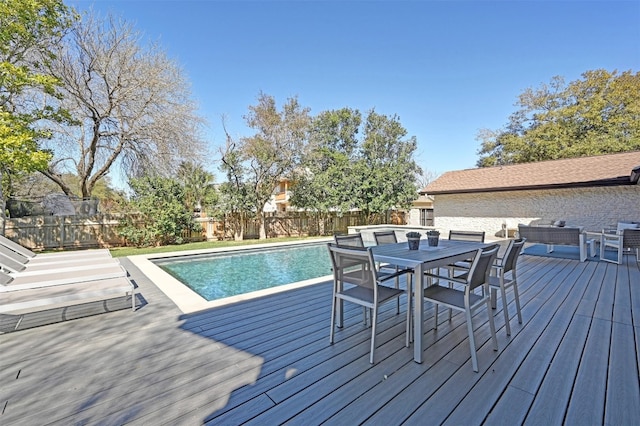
[263, 178, 294, 213]
[416, 151, 640, 237]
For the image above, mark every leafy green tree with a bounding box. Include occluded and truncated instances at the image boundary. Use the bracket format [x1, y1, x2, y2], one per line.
[291, 108, 421, 225]
[357, 110, 421, 222]
[118, 176, 199, 247]
[477, 69, 640, 167]
[290, 108, 362, 228]
[0, 0, 76, 225]
[176, 162, 218, 216]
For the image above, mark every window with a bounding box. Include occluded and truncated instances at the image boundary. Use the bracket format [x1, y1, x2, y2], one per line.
[420, 208, 434, 226]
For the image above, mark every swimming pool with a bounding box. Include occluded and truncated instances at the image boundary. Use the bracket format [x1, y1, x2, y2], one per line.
[155, 243, 331, 301]
[127, 239, 334, 313]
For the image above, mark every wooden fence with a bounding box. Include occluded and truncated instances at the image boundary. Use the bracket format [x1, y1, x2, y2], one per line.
[4, 211, 405, 250]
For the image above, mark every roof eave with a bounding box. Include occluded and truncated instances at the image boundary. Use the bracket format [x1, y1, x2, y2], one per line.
[427, 178, 635, 195]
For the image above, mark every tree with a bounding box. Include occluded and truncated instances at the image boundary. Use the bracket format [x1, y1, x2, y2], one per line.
[42, 11, 206, 198]
[4, 171, 125, 213]
[118, 176, 199, 247]
[176, 161, 218, 216]
[477, 69, 640, 167]
[221, 93, 311, 239]
[291, 108, 421, 225]
[416, 168, 439, 191]
[357, 110, 421, 222]
[218, 132, 253, 240]
[0, 0, 76, 228]
[289, 108, 362, 218]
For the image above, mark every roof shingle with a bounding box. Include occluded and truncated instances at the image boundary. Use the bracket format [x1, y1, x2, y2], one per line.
[423, 151, 640, 195]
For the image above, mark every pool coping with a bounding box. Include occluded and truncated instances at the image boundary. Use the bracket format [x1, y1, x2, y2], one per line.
[128, 238, 333, 314]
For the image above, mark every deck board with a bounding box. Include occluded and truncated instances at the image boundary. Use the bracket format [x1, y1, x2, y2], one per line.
[1, 249, 639, 425]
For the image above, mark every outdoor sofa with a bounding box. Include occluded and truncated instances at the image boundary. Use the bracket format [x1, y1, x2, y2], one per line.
[517, 224, 595, 262]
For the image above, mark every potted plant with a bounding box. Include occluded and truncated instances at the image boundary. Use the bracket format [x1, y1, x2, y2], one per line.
[426, 229, 440, 247]
[405, 231, 422, 250]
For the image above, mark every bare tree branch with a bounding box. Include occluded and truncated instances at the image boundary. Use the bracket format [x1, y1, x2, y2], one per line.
[43, 11, 207, 197]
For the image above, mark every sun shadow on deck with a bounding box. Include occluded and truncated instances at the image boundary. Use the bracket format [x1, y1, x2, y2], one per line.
[172, 253, 640, 425]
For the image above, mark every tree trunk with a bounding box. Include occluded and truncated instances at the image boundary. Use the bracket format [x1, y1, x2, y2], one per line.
[259, 211, 267, 239]
[0, 172, 5, 236]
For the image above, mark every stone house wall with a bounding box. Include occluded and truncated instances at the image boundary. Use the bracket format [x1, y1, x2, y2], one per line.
[431, 186, 640, 238]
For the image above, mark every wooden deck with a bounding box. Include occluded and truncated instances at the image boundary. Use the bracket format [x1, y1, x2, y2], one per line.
[1, 248, 639, 425]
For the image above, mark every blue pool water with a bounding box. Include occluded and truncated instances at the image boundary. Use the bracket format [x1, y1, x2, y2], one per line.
[155, 243, 331, 301]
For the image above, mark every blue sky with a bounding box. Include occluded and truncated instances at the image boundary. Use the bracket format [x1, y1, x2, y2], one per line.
[70, 0, 639, 179]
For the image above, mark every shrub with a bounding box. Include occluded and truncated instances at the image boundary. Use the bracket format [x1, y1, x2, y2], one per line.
[118, 176, 200, 247]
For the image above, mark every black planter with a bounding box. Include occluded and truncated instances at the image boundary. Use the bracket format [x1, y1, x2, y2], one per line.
[427, 236, 439, 247]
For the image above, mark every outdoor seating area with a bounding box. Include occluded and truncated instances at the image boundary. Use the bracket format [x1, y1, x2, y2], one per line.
[1, 242, 638, 424]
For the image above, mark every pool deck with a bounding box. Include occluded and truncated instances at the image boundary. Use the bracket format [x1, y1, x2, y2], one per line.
[1, 245, 639, 424]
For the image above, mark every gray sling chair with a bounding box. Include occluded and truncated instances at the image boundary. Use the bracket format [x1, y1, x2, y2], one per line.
[334, 232, 413, 321]
[443, 230, 488, 320]
[422, 245, 500, 372]
[373, 231, 415, 314]
[488, 238, 526, 336]
[447, 230, 486, 271]
[327, 243, 412, 364]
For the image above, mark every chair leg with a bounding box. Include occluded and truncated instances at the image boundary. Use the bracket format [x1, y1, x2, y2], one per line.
[486, 293, 499, 352]
[395, 273, 400, 314]
[330, 294, 337, 344]
[500, 280, 511, 336]
[512, 278, 523, 325]
[406, 274, 412, 347]
[370, 305, 378, 364]
[465, 307, 479, 372]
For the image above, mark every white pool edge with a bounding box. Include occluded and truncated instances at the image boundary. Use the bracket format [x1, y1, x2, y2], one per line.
[128, 238, 333, 314]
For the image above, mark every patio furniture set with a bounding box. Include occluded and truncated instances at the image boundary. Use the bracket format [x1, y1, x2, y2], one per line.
[329, 230, 526, 372]
[328, 221, 640, 370]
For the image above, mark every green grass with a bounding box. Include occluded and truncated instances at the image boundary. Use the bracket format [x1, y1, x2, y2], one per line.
[108, 236, 330, 258]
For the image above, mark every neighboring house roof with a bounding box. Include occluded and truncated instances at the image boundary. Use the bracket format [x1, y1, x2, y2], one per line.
[422, 151, 640, 195]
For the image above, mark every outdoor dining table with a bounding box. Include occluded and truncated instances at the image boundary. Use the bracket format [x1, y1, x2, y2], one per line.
[371, 239, 490, 363]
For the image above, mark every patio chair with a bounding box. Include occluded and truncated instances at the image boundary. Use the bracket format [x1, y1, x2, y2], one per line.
[448, 230, 486, 242]
[0, 245, 118, 274]
[488, 238, 526, 336]
[327, 243, 412, 363]
[373, 231, 414, 314]
[334, 233, 365, 247]
[600, 227, 640, 264]
[447, 230, 486, 271]
[423, 245, 500, 372]
[1, 263, 127, 292]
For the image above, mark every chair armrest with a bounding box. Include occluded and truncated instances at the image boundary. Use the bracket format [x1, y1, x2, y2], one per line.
[601, 233, 622, 244]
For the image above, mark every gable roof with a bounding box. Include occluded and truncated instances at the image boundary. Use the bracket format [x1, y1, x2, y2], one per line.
[423, 151, 640, 195]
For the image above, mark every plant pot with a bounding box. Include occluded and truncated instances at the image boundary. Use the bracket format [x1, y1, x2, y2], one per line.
[407, 238, 421, 250]
[427, 236, 439, 247]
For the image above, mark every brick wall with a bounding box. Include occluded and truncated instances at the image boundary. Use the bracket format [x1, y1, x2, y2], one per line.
[429, 186, 640, 239]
